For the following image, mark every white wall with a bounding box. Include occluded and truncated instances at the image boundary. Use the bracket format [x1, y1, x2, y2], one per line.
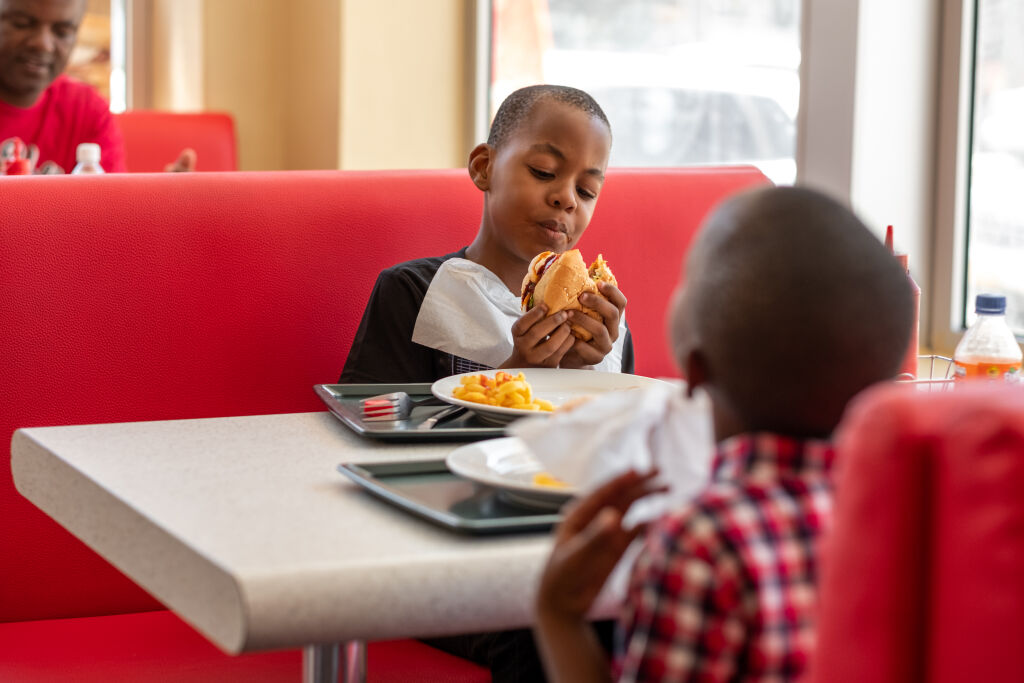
[798, 0, 942, 348]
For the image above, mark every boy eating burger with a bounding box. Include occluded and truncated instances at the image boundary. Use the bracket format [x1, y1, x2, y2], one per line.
[341, 84, 632, 385]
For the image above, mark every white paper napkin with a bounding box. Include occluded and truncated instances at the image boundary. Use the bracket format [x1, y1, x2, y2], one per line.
[510, 381, 716, 611]
[411, 258, 626, 371]
[508, 381, 715, 525]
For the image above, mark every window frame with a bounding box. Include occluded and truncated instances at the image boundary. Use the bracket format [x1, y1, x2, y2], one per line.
[931, 0, 977, 353]
[471, 0, 491, 147]
[109, 0, 127, 112]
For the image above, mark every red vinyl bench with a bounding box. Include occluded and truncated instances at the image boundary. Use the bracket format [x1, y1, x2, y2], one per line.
[1, 167, 767, 680]
[115, 110, 238, 172]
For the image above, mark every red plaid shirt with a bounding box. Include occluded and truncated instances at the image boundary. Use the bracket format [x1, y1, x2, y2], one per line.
[615, 433, 835, 682]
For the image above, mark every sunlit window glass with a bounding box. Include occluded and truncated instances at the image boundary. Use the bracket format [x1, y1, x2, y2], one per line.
[966, 0, 1024, 334]
[491, 0, 801, 184]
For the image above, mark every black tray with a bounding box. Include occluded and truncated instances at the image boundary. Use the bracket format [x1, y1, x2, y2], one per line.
[338, 459, 561, 534]
[315, 383, 505, 441]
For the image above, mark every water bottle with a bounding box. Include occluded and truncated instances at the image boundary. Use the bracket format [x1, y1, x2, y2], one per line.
[71, 143, 105, 174]
[953, 294, 1022, 381]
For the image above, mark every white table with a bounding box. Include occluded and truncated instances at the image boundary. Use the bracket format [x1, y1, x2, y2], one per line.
[12, 412, 626, 681]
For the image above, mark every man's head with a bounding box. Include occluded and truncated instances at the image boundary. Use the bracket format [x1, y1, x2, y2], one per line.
[670, 186, 913, 439]
[468, 85, 612, 270]
[0, 0, 84, 107]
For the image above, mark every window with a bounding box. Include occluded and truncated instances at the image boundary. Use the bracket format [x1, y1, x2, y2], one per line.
[489, 0, 800, 183]
[965, 0, 1024, 334]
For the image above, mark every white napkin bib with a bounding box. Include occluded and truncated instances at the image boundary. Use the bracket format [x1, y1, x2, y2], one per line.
[411, 258, 626, 371]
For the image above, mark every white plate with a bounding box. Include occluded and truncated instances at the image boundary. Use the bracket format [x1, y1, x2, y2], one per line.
[431, 368, 671, 425]
[445, 437, 577, 510]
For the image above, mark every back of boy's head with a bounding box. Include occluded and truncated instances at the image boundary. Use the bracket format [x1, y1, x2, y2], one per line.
[487, 84, 610, 148]
[675, 185, 913, 437]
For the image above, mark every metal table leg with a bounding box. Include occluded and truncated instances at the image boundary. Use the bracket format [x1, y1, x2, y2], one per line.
[303, 641, 366, 683]
[342, 641, 367, 682]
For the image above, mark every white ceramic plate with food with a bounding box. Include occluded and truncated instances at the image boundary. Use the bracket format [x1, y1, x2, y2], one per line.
[430, 368, 671, 426]
[445, 436, 577, 510]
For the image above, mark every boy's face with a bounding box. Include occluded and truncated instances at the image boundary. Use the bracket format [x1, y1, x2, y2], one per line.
[476, 99, 612, 266]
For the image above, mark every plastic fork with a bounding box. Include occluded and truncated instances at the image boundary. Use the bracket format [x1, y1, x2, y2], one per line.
[360, 392, 447, 422]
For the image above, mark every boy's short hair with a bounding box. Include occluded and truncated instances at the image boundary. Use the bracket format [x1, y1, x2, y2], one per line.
[676, 186, 913, 435]
[487, 84, 611, 148]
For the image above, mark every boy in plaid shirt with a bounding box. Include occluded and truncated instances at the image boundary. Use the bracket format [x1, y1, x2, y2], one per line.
[534, 186, 914, 682]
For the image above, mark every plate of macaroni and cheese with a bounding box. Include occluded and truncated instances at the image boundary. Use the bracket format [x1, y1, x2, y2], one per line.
[445, 436, 577, 510]
[430, 368, 669, 426]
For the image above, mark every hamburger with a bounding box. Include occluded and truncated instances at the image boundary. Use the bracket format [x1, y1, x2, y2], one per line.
[520, 249, 618, 341]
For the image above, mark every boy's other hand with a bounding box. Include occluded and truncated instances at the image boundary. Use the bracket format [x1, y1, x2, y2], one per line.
[537, 469, 664, 622]
[503, 304, 575, 368]
[35, 160, 64, 174]
[561, 282, 627, 368]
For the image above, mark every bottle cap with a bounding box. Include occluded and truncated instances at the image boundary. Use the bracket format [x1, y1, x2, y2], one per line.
[883, 225, 913, 274]
[5, 157, 31, 175]
[4, 141, 31, 175]
[976, 293, 1006, 315]
[76, 143, 101, 164]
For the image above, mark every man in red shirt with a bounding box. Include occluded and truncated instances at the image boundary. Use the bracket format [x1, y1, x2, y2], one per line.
[0, 0, 192, 173]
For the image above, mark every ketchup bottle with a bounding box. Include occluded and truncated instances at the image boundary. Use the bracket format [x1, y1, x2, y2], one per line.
[886, 225, 920, 378]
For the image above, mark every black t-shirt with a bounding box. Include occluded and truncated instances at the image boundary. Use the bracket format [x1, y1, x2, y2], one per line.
[340, 248, 635, 383]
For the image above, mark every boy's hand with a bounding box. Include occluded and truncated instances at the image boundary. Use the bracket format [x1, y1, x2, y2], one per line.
[502, 304, 575, 368]
[537, 469, 664, 622]
[561, 282, 627, 368]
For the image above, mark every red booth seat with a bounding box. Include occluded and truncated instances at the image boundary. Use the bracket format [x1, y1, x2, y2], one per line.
[811, 382, 1024, 683]
[114, 110, 238, 172]
[1, 167, 767, 679]
[0, 611, 487, 682]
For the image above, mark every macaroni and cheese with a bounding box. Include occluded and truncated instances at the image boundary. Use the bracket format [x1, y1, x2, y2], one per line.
[451, 371, 555, 412]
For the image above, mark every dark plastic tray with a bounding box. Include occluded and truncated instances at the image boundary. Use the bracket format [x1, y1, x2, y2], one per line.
[315, 383, 505, 441]
[338, 459, 561, 534]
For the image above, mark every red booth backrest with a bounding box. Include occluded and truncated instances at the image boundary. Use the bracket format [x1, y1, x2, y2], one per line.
[114, 111, 238, 172]
[1, 167, 766, 623]
[812, 382, 1024, 683]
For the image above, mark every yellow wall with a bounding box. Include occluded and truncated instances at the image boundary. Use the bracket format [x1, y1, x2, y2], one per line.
[151, 0, 203, 113]
[339, 0, 472, 170]
[201, 0, 342, 171]
[201, 0, 316, 170]
[284, 0, 342, 171]
[143, 0, 471, 171]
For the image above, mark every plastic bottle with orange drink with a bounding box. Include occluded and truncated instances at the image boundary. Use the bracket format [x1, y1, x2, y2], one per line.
[953, 294, 1022, 381]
